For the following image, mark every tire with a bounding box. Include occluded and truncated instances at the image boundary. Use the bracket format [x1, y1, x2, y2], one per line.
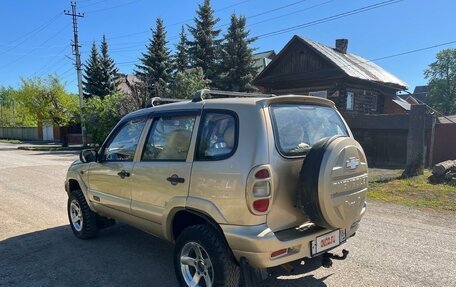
[174, 224, 240, 287]
[67, 189, 98, 239]
[298, 136, 368, 229]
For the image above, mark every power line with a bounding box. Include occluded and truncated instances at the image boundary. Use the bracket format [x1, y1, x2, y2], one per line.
[248, 0, 337, 27]
[89, 0, 253, 42]
[0, 13, 62, 56]
[85, 0, 142, 14]
[257, 0, 403, 39]
[33, 45, 70, 76]
[0, 23, 71, 69]
[79, 0, 109, 9]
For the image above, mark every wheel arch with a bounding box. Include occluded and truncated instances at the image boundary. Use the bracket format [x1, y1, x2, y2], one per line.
[170, 209, 225, 242]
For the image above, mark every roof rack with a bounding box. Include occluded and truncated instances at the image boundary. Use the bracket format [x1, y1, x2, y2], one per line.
[192, 89, 275, 102]
[150, 97, 186, 107]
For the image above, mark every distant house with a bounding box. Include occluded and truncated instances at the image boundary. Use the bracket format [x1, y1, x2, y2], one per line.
[253, 50, 276, 75]
[412, 85, 429, 103]
[117, 73, 141, 97]
[253, 35, 408, 115]
[398, 85, 429, 104]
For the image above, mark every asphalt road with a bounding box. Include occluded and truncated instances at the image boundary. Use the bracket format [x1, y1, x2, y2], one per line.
[0, 142, 455, 287]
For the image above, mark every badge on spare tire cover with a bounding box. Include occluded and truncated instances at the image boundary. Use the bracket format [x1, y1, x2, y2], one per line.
[298, 136, 368, 229]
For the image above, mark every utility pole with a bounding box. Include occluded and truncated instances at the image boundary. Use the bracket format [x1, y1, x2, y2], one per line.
[65, 2, 86, 146]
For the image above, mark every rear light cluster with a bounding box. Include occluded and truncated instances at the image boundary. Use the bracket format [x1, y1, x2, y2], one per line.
[247, 166, 273, 215]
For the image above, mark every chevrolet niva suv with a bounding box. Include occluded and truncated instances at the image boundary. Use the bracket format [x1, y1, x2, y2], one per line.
[65, 89, 368, 287]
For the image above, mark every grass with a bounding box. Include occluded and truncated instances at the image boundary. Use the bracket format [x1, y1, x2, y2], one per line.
[368, 170, 456, 211]
[0, 139, 22, 144]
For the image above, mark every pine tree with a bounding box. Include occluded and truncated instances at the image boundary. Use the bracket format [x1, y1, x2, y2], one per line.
[135, 18, 172, 97]
[219, 14, 257, 91]
[99, 35, 119, 97]
[174, 26, 189, 74]
[82, 42, 102, 98]
[187, 0, 221, 85]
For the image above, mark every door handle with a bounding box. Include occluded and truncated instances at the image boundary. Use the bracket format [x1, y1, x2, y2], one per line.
[166, 174, 185, 185]
[117, 170, 130, 179]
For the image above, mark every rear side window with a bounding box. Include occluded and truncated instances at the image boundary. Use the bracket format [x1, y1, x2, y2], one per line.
[270, 104, 348, 157]
[142, 115, 196, 161]
[196, 111, 237, 160]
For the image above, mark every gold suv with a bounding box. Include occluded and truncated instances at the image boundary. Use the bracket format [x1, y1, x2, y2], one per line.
[65, 89, 368, 287]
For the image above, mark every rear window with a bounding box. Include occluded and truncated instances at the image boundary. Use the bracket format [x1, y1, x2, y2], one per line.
[270, 104, 349, 157]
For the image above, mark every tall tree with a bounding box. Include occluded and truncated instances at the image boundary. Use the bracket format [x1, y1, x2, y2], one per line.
[169, 67, 209, 99]
[135, 18, 172, 97]
[187, 0, 221, 84]
[16, 76, 78, 127]
[219, 14, 257, 91]
[174, 26, 189, 74]
[99, 35, 119, 97]
[424, 48, 456, 115]
[82, 42, 102, 98]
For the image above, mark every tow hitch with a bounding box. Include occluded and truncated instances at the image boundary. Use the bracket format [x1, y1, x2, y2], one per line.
[322, 249, 349, 268]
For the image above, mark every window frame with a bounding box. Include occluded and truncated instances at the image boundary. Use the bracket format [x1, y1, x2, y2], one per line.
[346, 91, 355, 110]
[99, 116, 147, 163]
[371, 94, 378, 111]
[194, 109, 239, 161]
[140, 110, 200, 162]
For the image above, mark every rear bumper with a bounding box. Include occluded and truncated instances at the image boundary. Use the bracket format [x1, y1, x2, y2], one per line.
[221, 222, 359, 268]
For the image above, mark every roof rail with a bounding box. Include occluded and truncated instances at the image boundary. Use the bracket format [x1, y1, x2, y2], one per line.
[192, 89, 275, 102]
[151, 97, 186, 107]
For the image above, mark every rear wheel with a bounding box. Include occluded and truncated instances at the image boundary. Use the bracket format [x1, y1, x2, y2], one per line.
[67, 190, 98, 239]
[174, 224, 240, 287]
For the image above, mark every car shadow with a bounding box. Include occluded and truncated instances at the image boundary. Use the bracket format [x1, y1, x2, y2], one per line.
[264, 257, 331, 286]
[0, 224, 177, 287]
[0, 224, 330, 287]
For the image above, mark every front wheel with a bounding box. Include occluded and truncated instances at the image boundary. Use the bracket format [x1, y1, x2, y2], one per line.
[67, 190, 98, 239]
[174, 224, 240, 287]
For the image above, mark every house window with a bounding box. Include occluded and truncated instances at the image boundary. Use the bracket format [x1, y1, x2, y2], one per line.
[309, 91, 327, 98]
[346, 92, 354, 110]
[371, 94, 378, 111]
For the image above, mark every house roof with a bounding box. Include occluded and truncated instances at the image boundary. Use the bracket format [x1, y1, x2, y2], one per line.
[438, 115, 456, 124]
[117, 73, 141, 95]
[254, 35, 408, 90]
[300, 36, 408, 89]
[391, 95, 411, 110]
[253, 50, 276, 60]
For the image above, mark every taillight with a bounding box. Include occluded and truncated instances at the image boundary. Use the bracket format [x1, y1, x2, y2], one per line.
[253, 198, 270, 212]
[255, 169, 270, 179]
[247, 166, 273, 215]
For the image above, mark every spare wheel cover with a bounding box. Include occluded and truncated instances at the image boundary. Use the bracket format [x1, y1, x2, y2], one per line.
[299, 136, 368, 229]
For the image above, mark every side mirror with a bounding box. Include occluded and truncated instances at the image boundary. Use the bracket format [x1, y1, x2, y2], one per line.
[80, 149, 98, 163]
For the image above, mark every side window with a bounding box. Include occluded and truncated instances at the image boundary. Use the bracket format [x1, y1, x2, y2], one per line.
[142, 115, 196, 161]
[103, 119, 146, 161]
[197, 112, 237, 160]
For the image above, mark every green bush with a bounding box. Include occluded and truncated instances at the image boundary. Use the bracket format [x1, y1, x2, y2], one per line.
[82, 94, 125, 145]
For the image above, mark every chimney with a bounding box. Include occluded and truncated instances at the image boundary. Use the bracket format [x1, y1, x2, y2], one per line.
[335, 39, 348, 54]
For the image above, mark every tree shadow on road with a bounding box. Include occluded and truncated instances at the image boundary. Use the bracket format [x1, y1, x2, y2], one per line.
[1, 224, 331, 287]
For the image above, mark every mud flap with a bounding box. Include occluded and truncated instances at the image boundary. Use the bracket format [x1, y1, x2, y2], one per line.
[240, 257, 268, 287]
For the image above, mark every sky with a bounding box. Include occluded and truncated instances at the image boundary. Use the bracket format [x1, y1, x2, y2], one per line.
[0, 0, 455, 94]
